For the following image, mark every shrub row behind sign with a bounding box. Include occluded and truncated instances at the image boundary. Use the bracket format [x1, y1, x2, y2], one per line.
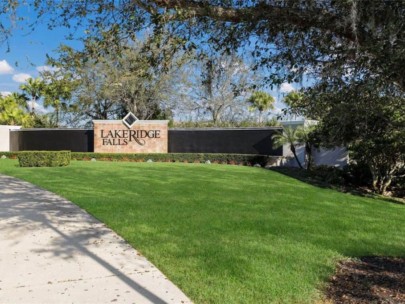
[1, 151, 280, 167]
[71, 152, 279, 166]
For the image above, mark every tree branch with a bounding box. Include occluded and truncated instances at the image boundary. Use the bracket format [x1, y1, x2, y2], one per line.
[146, 1, 356, 42]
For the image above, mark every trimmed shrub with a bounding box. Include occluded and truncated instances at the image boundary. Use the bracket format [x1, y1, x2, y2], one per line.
[18, 151, 71, 167]
[70, 152, 280, 167]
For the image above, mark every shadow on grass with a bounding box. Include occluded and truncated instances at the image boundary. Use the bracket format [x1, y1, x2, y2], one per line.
[269, 167, 404, 205]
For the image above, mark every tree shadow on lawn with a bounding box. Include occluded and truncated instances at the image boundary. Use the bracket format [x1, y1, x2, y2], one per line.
[269, 167, 404, 205]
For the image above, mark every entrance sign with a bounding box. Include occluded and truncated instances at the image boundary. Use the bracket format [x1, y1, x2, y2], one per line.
[93, 119, 169, 153]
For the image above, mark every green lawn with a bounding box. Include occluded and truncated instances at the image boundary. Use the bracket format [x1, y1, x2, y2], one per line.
[1, 159, 404, 303]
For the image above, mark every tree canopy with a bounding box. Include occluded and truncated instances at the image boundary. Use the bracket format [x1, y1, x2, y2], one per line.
[2, 0, 403, 92]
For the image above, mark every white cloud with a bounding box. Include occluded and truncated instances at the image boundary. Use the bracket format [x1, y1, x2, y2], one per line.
[273, 105, 283, 114]
[0, 60, 14, 74]
[36, 65, 59, 73]
[27, 100, 48, 114]
[0, 91, 12, 97]
[280, 83, 295, 93]
[12, 73, 32, 83]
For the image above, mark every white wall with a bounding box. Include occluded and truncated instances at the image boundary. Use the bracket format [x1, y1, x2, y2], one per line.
[313, 147, 348, 168]
[281, 145, 349, 168]
[0, 125, 21, 152]
[281, 144, 305, 167]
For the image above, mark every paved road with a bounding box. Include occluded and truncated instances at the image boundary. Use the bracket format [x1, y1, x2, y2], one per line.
[0, 175, 191, 304]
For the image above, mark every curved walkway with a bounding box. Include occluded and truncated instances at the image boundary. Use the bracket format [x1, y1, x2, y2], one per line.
[0, 175, 191, 304]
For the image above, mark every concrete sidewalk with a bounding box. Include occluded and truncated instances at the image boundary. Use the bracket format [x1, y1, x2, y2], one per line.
[0, 175, 192, 304]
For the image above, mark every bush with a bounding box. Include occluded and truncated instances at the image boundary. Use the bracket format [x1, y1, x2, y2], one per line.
[311, 165, 346, 184]
[340, 162, 373, 187]
[18, 151, 71, 167]
[71, 152, 279, 167]
[0, 152, 19, 159]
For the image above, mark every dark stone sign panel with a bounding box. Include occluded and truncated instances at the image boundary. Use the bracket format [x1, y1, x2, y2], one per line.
[10, 129, 94, 152]
[169, 128, 283, 156]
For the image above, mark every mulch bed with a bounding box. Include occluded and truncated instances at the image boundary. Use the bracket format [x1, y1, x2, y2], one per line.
[325, 256, 405, 304]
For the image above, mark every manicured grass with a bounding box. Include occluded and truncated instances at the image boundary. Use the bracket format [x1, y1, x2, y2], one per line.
[1, 159, 404, 303]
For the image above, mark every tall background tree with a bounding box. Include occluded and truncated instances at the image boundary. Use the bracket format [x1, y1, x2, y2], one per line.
[45, 34, 187, 125]
[41, 70, 77, 127]
[176, 53, 254, 124]
[246, 91, 275, 124]
[19, 78, 45, 114]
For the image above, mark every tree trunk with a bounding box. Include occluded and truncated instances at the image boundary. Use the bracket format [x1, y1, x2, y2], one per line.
[212, 110, 221, 125]
[369, 164, 379, 191]
[305, 143, 313, 170]
[369, 163, 396, 195]
[381, 177, 392, 195]
[291, 145, 304, 169]
[31, 97, 36, 114]
[56, 107, 59, 127]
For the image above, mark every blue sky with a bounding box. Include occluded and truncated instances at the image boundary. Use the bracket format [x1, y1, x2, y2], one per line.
[0, 6, 82, 95]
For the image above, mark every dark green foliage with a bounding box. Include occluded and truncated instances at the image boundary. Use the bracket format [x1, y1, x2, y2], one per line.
[342, 162, 373, 187]
[18, 151, 71, 167]
[0, 152, 18, 159]
[170, 119, 280, 128]
[71, 152, 277, 167]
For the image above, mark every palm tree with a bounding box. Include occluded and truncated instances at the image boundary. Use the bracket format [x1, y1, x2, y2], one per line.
[296, 125, 316, 170]
[247, 91, 275, 124]
[9, 92, 29, 111]
[273, 125, 317, 170]
[272, 126, 304, 169]
[282, 91, 304, 120]
[20, 78, 45, 114]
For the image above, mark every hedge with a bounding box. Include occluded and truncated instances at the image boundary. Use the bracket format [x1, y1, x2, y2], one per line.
[70, 152, 279, 166]
[0, 151, 281, 167]
[17, 151, 71, 167]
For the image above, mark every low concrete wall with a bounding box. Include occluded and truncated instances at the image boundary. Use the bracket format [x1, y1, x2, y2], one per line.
[313, 147, 348, 168]
[0, 125, 21, 152]
[282, 145, 348, 168]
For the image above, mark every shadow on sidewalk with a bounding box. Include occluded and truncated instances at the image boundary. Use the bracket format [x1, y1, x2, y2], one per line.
[0, 175, 168, 303]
